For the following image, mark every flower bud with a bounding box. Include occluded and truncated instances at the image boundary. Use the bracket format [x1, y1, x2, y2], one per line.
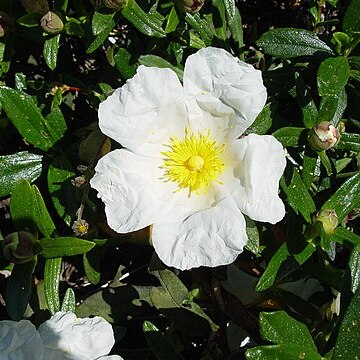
[2, 231, 37, 264]
[175, 0, 205, 13]
[0, 12, 11, 37]
[40, 11, 64, 35]
[313, 209, 338, 234]
[102, 0, 128, 10]
[307, 122, 340, 151]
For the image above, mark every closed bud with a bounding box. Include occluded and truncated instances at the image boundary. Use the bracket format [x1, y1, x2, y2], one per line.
[314, 209, 338, 234]
[0, 12, 11, 37]
[307, 121, 340, 151]
[40, 11, 64, 34]
[2, 231, 37, 264]
[175, 0, 205, 13]
[102, 0, 127, 10]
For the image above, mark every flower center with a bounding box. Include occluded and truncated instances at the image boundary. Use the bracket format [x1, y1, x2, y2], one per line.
[162, 129, 225, 195]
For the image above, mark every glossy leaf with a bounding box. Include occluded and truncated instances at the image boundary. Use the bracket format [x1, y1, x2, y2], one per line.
[165, 6, 179, 33]
[322, 171, 360, 222]
[185, 13, 213, 46]
[114, 47, 136, 80]
[259, 311, 317, 351]
[256, 28, 334, 59]
[272, 127, 305, 147]
[348, 247, 360, 294]
[227, 7, 243, 51]
[121, 0, 166, 38]
[247, 103, 272, 135]
[5, 258, 37, 321]
[143, 321, 184, 360]
[92, 8, 114, 35]
[44, 258, 61, 314]
[334, 286, 360, 359]
[343, 0, 360, 34]
[61, 288, 76, 313]
[43, 34, 60, 70]
[39, 237, 95, 258]
[317, 56, 350, 97]
[0, 151, 43, 197]
[337, 132, 360, 152]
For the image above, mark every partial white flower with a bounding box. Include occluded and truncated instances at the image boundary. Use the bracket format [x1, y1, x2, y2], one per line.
[0, 319, 44, 360]
[91, 47, 286, 270]
[38, 312, 117, 360]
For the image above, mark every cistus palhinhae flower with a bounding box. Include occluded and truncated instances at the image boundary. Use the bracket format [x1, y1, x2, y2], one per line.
[90, 47, 286, 271]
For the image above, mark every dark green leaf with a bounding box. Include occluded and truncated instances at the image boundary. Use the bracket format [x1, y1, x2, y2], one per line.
[44, 258, 61, 314]
[86, 22, 113, 54]
[318, 89, 347, 126]
[61, 288, 76, 313]
[334, 287, 360, 359]
[343, 0, 360, 34]
[45, 107, 67, 142]
[83, 248, 101, 285]
[330, 227, 360, 247]
[317, 57, 350, 97]
[92, 8, 114, 35]
[143, 321, 184, 360]
[272, 127, 305, 147]
[165, 6, 179, 34]
[319, 150, 333, 176]
[5, 258, 37, 320]
[32, 185, 56, 238]
[246, 344, 322, 360]
[245, 217, 260, 255]
[259, 311, 317, 351]
[138, 55, 184, 81]
[256, 28, 334, 59]
[43, 34, 60, 71]
[302, 151, 318, 190]
[322, 172, 360, 222]
[39, 237, 95, 258]
[212, 0, 227, 41]
[348, 247, 360, 293]
[0, 152, 43, 197]
[185, 13, 213, 46]
[224, 0, 235, 19]
[114, 48, 136, 80]
[10, 179, 36, 233]
[337, 132, 360, 152]
[17, 12, 42, 27]
[0, 87, 55, 150]
[247, 103, 272, 135]
[121, 0, 166, 38]
[227, 7, 243, 52]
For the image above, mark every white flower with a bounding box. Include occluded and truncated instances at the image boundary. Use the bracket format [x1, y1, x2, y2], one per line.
[0, 319, 44, 359]
[0, 312, 122, 360]
[90, 47, 286, 271]
[38, 312, 117, 360]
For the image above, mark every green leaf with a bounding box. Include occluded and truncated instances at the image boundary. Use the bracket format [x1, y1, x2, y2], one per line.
[138, 55, 184, 81]
[322, 172, 360, 222]
[165, 6, 179, 34]
[317, 57, 350, 97]
[143, 321, 184, 360]
[302, 151, 318, 190]
[272, 127, 305, 147]
[0, 151, 43, 197]
[245, 217, 260, 255]
[337, 132, 360, 152]
[260, 311, 317, 351]
[317, 89, 347, 126]
[61, 288, 76, 313]
[0, 87, 55, 151]
[45, 107, 67, 142]
[343, 0, 360, 34]
[17, 12, 42, 27]
[295, 74, 318, 129]
[92, 8, 114, 35]
[5, 258, 37, 320]
[44, 258, 61, 314]
[10, 179, 36, 233]
[212, 0, 227, 41]
[319, 150, 332, 176]
[121, 0, 166, 38]
[348, 247, 360, 293]
[43, 34, 60, 70]
[86, 22, 113, 54]
[330, 227, 360, 247]
[247, 103, 272, 135]
[83, 248, 101, 285]
[32, 185, 56, 238]
[114, 47, 136, 80]
[256, 28, 334, 59]
[333, 287, 360, 359]
[246, 344, 323, 360]
[281, 168, 316, 222]
[185, 13, 213, 46]
[227, 7, 243, 52]
[224, 0, 236, 19]
[47, 153, 77, 226]
[39, 237, 95, 258]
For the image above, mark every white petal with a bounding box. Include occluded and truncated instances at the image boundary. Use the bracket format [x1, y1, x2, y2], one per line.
[90, 149, 174, 233]
[184, 47, 267, 141]
[0, 320, 44, 360]
[99, 66, 188, 157]
[38, 312, 115, 360]
[229, 134, 286, 223]
[152, 196, 248, 270]
[97, 356, 124, 360]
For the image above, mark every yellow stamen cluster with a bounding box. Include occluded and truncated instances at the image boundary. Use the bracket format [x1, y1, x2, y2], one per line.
[162, 129, 225, 195]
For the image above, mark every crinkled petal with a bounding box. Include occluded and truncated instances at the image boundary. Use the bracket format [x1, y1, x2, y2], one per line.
[99, 66, 188, 157]
[90, 149, 175, 233]
[0, 320, 44, 360]
[184, 47, 267, 141]
[152, 196, 248, 270]
[97, 356, 124, 360]
[229, 134, 286, 223]
[38, 312, 115, 360]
